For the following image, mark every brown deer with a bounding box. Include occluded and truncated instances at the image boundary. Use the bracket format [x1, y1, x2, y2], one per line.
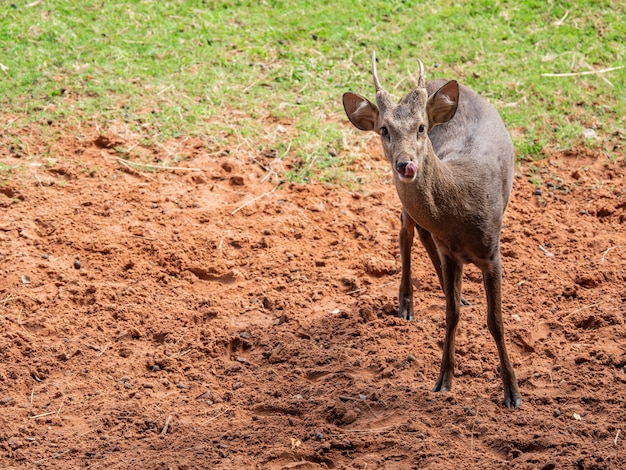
[342, 53, 521, 408]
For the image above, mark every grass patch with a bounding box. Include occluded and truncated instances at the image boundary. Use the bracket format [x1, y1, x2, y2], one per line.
[1, 0, 624, 184]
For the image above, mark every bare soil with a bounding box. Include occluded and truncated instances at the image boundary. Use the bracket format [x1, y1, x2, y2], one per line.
[1, 122, 625, 469]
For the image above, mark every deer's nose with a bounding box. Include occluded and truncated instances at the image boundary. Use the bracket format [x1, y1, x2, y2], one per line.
[396, 161, 416, 177]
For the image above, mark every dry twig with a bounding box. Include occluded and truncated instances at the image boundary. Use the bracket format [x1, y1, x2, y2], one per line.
[328, 425, 400, 435]
[552, 10, 569, 26]
[0, 294, 16, 305]
[97, 342, 110, 356]
[601, 245, 623, 264]
[116, 156, 200, 172]
[542, 65, 624, 78]
[30, 411, 55, 419]
[207, 407, 231, 424]
[562, 302, 603, 321]
[160, 414, 172, 438]
[230, 185, 278, 216]
[116, 158, 157, 182]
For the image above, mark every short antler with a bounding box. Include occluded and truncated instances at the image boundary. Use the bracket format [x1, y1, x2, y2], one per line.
[417, 58, 425, 88]
[372, 51, 383, 92]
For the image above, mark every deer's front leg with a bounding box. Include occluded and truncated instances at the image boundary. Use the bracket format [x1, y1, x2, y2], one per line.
[433, 254, 462, 392]
[484, 257, 522, 409]
[398, 209, 415, 320]
[416, 225, 471, 306]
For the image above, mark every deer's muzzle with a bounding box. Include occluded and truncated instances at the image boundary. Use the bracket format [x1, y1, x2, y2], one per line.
[396, 161, 417, 178]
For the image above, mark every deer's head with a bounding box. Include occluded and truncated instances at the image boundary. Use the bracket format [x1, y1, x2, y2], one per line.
[343, 53, 459, 183]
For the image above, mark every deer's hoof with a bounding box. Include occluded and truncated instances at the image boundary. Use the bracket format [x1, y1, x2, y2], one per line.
[397, 303, 413, 321]
[432, 373, 452, 393]
[503, 396, 522, 409]
[397, 309, 413, 321]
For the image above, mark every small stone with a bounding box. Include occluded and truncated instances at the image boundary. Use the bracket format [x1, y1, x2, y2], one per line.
[342, 409, 358, 425]
[20, 275, 30, 285]
[151, 365, 161, 372]
[406, 354, 416, 362]
[553, 408, 561, 417]
[177, 383, 188, 389]
[315, 432, 323, 441]
[7, 437, 23, 449]
[0, 397, 15, 406]
[73, 259, 81, 269]
[533, 189, 543, 196]
[583, 128, 597, 139]
[239, 331, 250, 339]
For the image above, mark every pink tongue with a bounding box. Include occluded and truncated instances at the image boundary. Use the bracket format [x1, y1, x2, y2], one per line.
[404, 162, 417, 177]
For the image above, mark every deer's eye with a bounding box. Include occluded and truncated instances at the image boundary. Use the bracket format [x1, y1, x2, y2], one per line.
[380, 126, 389, 136]
[418, 124, 426, 135]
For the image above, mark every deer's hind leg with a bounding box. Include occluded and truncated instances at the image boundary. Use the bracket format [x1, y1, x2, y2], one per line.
[483, 256, 522, 409]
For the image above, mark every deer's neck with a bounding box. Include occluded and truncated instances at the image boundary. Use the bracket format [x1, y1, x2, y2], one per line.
[394, 146, 456, 230]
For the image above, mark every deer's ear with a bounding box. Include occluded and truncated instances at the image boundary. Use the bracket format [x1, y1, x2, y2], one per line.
[343, 92, 379, 132]
[426, 80, 459, 128]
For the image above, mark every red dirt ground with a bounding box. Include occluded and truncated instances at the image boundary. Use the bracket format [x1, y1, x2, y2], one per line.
[1, 121, 625, 469]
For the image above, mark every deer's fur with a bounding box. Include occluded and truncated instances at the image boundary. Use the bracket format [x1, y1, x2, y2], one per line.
[342, 53, 521, 409]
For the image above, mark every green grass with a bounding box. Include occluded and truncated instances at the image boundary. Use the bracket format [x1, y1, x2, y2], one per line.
[1, 0, 624, 184]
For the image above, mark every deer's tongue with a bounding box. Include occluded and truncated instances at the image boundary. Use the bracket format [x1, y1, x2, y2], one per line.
[404, 162, 417, 178]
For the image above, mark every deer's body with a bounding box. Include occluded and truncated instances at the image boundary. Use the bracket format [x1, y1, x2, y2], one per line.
[342, 55, 521, 408]
[403, 79, 514, 266]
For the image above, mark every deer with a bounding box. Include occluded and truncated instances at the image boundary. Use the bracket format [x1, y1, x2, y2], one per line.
[342, 53, 521, 409]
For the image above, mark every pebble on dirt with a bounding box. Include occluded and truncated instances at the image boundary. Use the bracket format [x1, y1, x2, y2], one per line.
[341, 409, 358, 425]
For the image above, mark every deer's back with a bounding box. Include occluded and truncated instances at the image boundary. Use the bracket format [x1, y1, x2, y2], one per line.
[426, 79, 514, 208]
